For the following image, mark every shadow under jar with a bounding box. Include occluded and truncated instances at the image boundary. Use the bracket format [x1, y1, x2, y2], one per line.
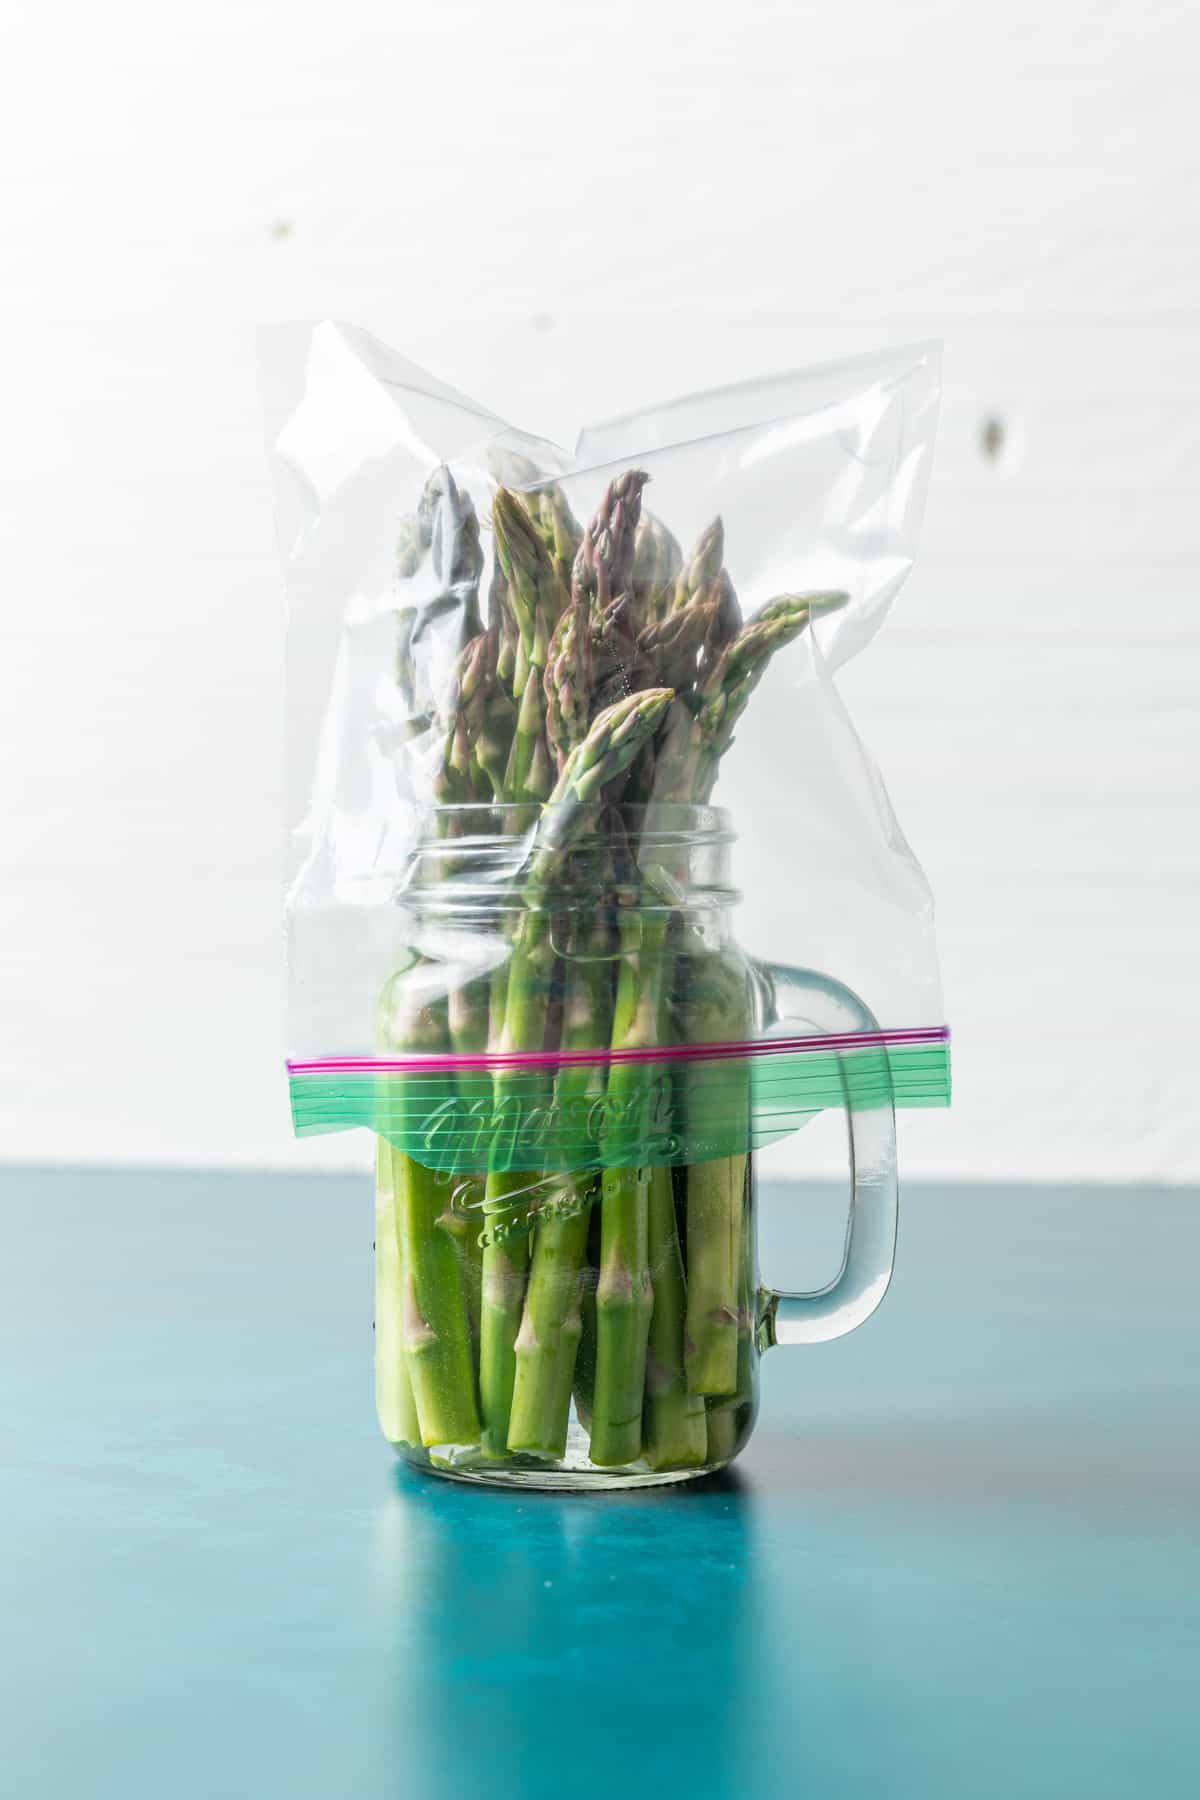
[373, 804, 897, 1490]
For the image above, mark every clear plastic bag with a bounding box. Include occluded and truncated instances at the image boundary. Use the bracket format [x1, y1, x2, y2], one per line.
[262, 323, 948, 1484]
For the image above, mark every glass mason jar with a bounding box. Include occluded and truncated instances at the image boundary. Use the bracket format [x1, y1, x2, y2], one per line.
[373, 804, 897, 1489]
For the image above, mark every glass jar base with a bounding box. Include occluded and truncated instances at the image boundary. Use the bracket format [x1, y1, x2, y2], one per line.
[395, 1447, 731, 1492]
[390, 1413, 743, 1491]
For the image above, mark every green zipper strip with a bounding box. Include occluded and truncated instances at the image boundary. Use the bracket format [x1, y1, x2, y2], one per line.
[288, 1038, 950, 1172]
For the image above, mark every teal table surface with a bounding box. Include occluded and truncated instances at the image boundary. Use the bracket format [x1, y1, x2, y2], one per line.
[2, 1167, 1197, 1799]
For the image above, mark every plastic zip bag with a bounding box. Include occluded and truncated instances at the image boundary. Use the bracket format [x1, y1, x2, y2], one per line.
[261, 323, 949, 1477]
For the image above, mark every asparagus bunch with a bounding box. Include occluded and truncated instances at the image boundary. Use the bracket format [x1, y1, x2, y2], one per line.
[377, 460, 847, 1473]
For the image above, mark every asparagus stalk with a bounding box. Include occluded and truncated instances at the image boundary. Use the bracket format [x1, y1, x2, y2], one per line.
[503, 474, 664, 1468]
[674, 948, 753, 1399]
[479, 1167, 541, 1456]
[506, 549, 614, 1454]
[377, 974, 481, 1448]
[384, 544, 492, 1443]
[374, 1140, 421, 1448]
[477, 488, 571, 1452]
[703, 1183, 757, 1463]
[506, 1182, 593, 1456]
[478, 829, 549, 1438]
[685, 1151, 747, 1396]
[477, 902, 552, 1458]
[656, 589, 846, 1399]
[574, 1252, 598, 1431]
[428, 631, 504, 1355]
[480, 687, 674, 1456]
[444, 974, 487, 1359]
[643, 1163, 708, 1469]
[588, 902, 674, 1466]
[587, 542, 812, 1460]
[507, 907, 613, 1456]
[395, 1147, 483, 1447]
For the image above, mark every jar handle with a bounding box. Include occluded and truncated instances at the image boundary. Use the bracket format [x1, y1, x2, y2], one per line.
[752, 962, 899, 1347]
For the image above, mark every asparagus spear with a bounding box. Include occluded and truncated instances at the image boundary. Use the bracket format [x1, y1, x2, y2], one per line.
[632, 511, 683, 624]
[395, 1149, 483, 1446]
[572, 471, 649, 612]
[702, 1173, 758, 1463]
[695, 590, 847, 790]
[544, 576, 595, 774]
[506, 563, 608, 1456]
[432, 634, 499, 1059]
[478, 495, 555, 1450]
[685, 1150, 748, 1397]
[581, 528, 761, 1460]
[671, 516, 724, 614]
[475, 487, 576, 1452]
[374, 1140, 421, 1448]
[588, 899, 675, 1466]
[489, 561, 519, 697]
[447, 629, 513, 804]
[486, 452, 583, 590]
[507, 906, 613, 1456]
[527, 483, 583, 592]
[376, 977, 481, 1449]
[649, 591, 835, 804]
[594, 581, 840, 1446]
[382, 538, 500, 1451]
[707, 567, 744, 660]
[492, 487, 569, 700]
[523, 689, 675, 886]
[479, 687, 674, 1456]
[651, 592, 848, 1398]
[643, 1163, 708, 1468]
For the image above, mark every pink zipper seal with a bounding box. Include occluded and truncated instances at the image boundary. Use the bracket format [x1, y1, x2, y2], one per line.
[288, 1024, 950, 1077]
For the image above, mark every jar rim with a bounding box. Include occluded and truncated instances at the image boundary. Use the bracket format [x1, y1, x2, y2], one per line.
[412, 800, 734, 850]
[399, 801, 738, 911]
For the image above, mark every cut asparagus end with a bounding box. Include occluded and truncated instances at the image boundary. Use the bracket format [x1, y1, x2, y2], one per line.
[684, 1153, 746, 1398]
[374, 1142, 421, 1449]
[589, 1166, 655, 1466]
[642, 1167, 708, 1471]
[507, 1195, 592, 1457]
[478, 1170, 537, 1456]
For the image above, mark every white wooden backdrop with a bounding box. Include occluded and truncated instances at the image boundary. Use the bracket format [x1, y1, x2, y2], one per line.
[2, 0, 1198, 1180]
